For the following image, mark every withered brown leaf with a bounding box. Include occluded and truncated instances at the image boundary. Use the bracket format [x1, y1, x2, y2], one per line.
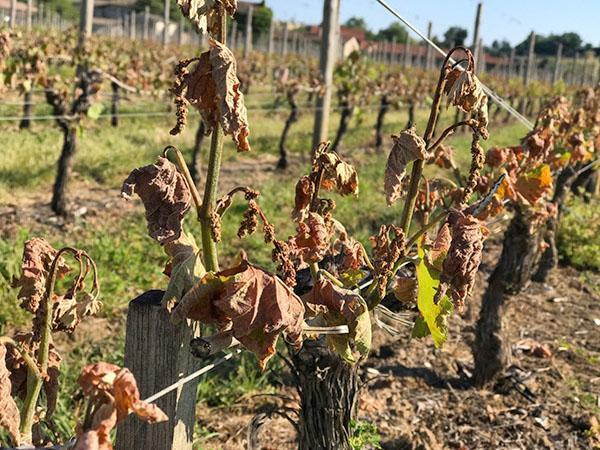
[385, 126, 428, 206]
[122, 156, 191, 244]
[292, 175, 315, 222]
[0, 344, 21, 446]
[173, 39, 250, 152]
[12, 238, 70, 314]
[316, 151, 359, 196]
[288, 212, 331, 264]
[172, 255, 305, 369]
[439, 210, 485, 309]
[392, 276, 417, 304]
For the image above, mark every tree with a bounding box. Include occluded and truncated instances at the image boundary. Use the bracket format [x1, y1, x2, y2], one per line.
[136, 0, 179, 17]
[39, 0, 79, 20]
[375, 22, 408, 43]
[343, 16, 374, 40]
[488, 39, 512, 57]
[515, 32, 588, 57]
[442, 26, 468, 47]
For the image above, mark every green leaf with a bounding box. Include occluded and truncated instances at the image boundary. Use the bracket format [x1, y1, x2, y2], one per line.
[353, 300, 372, 358]
[87, 103, 104, 120]
[162, 230, 206, 310]
[339, 268, 366, 288]
[413, 244, 453, 347]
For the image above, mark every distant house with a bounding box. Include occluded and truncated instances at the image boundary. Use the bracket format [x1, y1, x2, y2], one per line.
[88, 0, 137, 19]
[0, 0, 37, 13]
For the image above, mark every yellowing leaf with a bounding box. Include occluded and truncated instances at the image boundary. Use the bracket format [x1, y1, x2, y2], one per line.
[515, 164, 553, 204]
[412, 245, 453, 347]
[316, 151, 359, 196]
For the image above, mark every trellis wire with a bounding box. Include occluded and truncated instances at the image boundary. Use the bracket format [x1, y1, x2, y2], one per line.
[375, 0, 535, 130]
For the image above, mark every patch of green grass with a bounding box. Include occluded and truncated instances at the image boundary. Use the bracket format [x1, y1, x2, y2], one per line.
[349, 420, 382, 450]
[557, 195, 600, 271]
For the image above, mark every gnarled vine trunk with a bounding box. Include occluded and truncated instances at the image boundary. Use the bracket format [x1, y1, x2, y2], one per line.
[277, 91, 299, 169]
[374, 94, 390, 152]
[19, 90, 33, 129]
[331, 99, 354, 153]
[473, 210, 542, 386]
[290, 338, 359, 450]
[51, 126, 77, 216]
[111, 81, 120, 127]
[189, 120, 205, 185]
[534, 165, 579, 282]
[406, 100, 415, 128]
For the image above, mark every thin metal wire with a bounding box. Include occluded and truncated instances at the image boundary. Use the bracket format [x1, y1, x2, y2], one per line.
[374, 0, 535, 130]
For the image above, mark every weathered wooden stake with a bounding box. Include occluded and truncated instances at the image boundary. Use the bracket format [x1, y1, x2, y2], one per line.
[130, 10, 136, 40]
[312, 0, 340, 150]
[115, 290, 200, 450]
[425, 21, 433, 70]
[472, 2, 482, 72]
[244, 4, 253, 57]
[552, 42, 562, 84]
[143, 5, 150, 40]
[9, 0, 17, 27]
[523, 31, 535, 85]
[267, 18, 274, 55]
[78, 0, 94, 48]
[282, 21, 289, 55]
[163, 0, 170, 46]
[26, 0, 33, 30]
[403, 35, 411, 68]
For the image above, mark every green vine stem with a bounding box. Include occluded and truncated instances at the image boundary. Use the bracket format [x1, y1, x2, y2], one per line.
[199, 9, 227, 272]
[18, 247, 97, 444]
[164, 146, 203, 218]
[0, 337, 42, 380]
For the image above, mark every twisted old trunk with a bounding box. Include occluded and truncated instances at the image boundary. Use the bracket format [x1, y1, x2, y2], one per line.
[277, 90, 299, 169]
[374, 94, 390, 152]
[290, 338, 359, 450]
[473, 209, 542, 386]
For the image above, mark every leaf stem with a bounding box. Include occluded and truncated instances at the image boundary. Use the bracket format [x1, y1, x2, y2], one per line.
[0, 337, 42, 379]
[164, 146, 203, 218]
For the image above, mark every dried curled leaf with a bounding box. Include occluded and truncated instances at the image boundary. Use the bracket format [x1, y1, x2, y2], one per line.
[172, 255, 305, 369]
[12, 238, 70, 314]
[303, 279, 371, 362]
[439, 210, 485, 309]
[385, 127, 429, 206]
[288, 212, 331, 264]
[292, 175, 315, 222]
[370, 225, 405, 298]
[0, 344, 21, 446]
[316, 151, 359, 196]
[171, 39, 250, 152]
[176, 0, 237, 34]
[459, 134, 485, 206]
[426, 223, 451, 271]
[392, 276, 417, 304]
[162, 230, 206, 311]
[445, 68, 487, 114]
[75, 364, 167, 450]
[122, 156, 191, 244]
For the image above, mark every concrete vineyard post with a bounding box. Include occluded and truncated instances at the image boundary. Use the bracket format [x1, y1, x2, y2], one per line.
[115, 291, 200, 450]
[311, 0, 340, 150]
[472, 2, 482, 72]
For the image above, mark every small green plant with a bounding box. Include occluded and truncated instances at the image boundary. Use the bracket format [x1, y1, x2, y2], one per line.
[557, 196, 600, 271]
[349, 420, 382, 450]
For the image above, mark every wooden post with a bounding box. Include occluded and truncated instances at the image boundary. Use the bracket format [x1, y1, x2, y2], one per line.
[38, 1, 44, 26]
[267, 19, 274, 55]
[478, 38, 485, 72]
[178, 14, 184, 45]
[403, 36, 411, 68]
[229, 19, 237, 50]
[130, 10, 136, 40]
[312, 0, 340, 150]
[115, 291, 200, 450]
[244, 4, 253, 57]
[282, 21, 288, 55]
[163, 0, 170, 46]
[390, 37, 396, 65]
[425, 21, 433, 70]
[523, 31, 535, 85]
[9, 0, 17, 27]
[26, 0, 33, 29]
[552, 42, 562, 84]
[508, 47, 516, 78]
[143, 6, 150, 40]
[472, 2, 482, 72]
[78, 0, 94, 48]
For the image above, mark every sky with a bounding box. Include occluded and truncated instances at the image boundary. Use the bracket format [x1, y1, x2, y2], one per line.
[267, 0, 600, 47]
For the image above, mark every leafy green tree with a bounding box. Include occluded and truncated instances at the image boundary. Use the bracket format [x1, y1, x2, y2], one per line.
[135, 0, 179, 17]
[488, 39, 512, 57]
[374, 22, 408, 43]
[39, 0, 79, 21]
[442, 26, 468, 47]
[343, 16, 374, 40]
